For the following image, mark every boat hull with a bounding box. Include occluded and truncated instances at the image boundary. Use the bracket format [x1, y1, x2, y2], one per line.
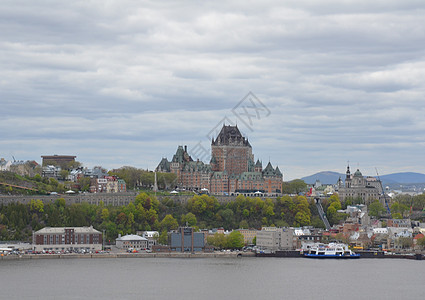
[304, 254, 360, 259]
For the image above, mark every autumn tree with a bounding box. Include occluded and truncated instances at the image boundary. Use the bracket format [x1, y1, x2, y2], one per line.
[282, 179, 307, 195]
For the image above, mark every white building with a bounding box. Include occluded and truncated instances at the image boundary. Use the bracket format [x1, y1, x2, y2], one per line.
[116, 234, 149, 251]
[373, 228, 389, 235]
[256, 227, 294, 252]
[141, 231, 159, 248]
[0, 158, 12, 171]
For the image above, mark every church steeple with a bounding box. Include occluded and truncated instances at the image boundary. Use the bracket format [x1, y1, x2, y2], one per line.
[346, 163, 351, 179]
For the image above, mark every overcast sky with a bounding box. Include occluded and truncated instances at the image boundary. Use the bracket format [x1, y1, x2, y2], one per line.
[1, 0, 425, 180]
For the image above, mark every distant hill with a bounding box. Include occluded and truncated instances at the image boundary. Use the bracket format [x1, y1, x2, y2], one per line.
[379, 172, 425, 184]
[301, 171, 344, 184]
[301, 171, 425, 185]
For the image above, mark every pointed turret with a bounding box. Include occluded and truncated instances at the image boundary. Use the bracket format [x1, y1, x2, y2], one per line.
[275, 166, 282, 177]
[255, 159, 262, 172]
[262, 162, 276, 177]
[346, 164, 351, 179]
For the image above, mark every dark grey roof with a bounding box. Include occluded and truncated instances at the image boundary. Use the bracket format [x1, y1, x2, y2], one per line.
[262, 162, 276, 177]
[172, 146, 193, 163]
[240, 172, 262, 180]
[156, 157, 170, 172]
[255, 159, 262, 167]
[275, 166, 282, 177]
[211, 125, 251, 147]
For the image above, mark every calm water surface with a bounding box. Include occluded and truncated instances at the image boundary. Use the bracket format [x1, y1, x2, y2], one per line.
[0, 257, 424, 299]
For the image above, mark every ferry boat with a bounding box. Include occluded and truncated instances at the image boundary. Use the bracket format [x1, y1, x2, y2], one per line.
[303, 243, 360, 259]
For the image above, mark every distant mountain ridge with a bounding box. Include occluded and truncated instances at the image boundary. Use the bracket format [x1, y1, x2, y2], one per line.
[301, 171, 425, 185]
[301, 171, 344, 184]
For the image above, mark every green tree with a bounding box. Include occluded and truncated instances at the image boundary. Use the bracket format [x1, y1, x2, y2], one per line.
[109, 166, 142, 189]
[397, 237, 413, 249]
[239, 220, 249, 229]
[226, 231, 244, 249]
[369, 200, 386, 218]
[29, 199, 44, 213]
[219, 208, 234, 229]
[101, 208, 110, 222]
[59, 169, 69, 180]
[207, 233, 227, 249]
[160, 214, 179, 231]
[158, 230, 168, 245]
[181, 212, 197, 227]
[282, 179, 307, 195]
[417, 236, 425, 249]
[77, 177, 91, 191]
[294, 211, 311, 226]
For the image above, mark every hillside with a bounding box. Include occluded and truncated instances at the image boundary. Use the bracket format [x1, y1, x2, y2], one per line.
[0, 171, 62, 195]
[379, 172, 425, 184]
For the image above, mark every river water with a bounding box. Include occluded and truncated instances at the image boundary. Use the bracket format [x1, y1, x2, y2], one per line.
[0, 257, 423, 299]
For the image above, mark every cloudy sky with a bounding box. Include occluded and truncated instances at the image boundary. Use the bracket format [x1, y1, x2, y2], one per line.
[1, 0, 425, 180]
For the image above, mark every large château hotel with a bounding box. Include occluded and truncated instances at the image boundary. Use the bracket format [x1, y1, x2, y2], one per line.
[156, 125, 283, 196]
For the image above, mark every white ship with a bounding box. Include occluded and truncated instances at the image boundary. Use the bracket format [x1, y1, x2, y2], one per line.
[303, 243, 360, 259]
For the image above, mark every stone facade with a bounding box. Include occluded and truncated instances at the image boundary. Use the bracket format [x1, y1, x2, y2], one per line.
[338, 165, 383, 205]
[256, 227, 294, 252]
[157, 125, 283, 196]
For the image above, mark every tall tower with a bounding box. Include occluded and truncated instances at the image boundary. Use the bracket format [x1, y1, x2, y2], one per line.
[211, 125, 253, 176]
[345, 164, 351, 188]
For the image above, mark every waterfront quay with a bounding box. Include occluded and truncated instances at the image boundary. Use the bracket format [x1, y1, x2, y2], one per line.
[3, 250, 424, 261]
[254, 250, 424, 260]
[1, 251, 255, 260]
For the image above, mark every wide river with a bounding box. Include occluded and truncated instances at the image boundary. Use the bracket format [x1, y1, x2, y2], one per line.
[0, 257, 424, 299]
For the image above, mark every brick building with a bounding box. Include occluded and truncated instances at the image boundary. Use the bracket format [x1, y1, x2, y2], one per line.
[33, 226, 102, 252]
[41, 155, 76, 167]
[157, 125, 283, 196]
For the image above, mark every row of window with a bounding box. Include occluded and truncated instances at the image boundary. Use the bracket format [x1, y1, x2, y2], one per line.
[41, 234, 99, 244]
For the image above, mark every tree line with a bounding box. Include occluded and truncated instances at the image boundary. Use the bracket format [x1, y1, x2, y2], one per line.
[0, 193, 335, 243]
[2, 191, 424, 244]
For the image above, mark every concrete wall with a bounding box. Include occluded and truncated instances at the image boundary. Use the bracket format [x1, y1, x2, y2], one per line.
[0, 193, 278, 206]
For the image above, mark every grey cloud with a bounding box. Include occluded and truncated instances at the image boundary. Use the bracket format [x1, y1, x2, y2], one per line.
[1, 0, 425, 180]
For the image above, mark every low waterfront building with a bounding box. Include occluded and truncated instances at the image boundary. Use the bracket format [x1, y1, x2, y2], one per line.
[256, 227, 294, 252]
[170, 227, 206, 252]
[141, 231, 159, 249]
[237, 229, 258, 245]
[33, 226, 102, 252]
[116, 234, 148, 251]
